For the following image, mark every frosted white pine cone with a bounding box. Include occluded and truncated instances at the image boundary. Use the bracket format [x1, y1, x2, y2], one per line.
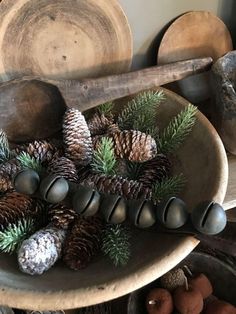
[18, 226, 66, 275]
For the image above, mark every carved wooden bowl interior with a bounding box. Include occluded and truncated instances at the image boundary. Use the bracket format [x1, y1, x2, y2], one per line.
[0, 88, 228, 310]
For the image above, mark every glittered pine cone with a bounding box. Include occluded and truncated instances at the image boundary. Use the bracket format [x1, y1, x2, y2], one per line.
[47, 156, 79, 183]
[48, 204, 78, 230]
[63, 108, 93, 166]
[0, 192, 46, 230]
[13, 140, 58, 164]
[111, 130, 157, 162]
[138, 154, 172, 187]
[82, 174, 151, 200]
[87, 113, 114, 136]
[63, 216, 103, 270]
[18, 225, 66, 275]
[0, 158, 21, 192]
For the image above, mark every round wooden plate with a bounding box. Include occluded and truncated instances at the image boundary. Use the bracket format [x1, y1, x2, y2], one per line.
[0, 88, 228, 310]
[0, 0, 133, 81]
[157, 11, 233, 103]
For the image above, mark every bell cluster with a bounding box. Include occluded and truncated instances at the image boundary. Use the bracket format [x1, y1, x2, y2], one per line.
[13, 169, 227, 235]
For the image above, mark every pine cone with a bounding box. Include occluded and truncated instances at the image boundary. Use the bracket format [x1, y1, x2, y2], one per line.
[77, 165, 92, 183]
[18, 226, 66, 275]
[47, 156, 78, 183]
[63, 108, 93, 165]
[111, 130, 157, 162]
[13, 140, 58, 163]
[139, 154, 172, 187]
[82, 174, 151, 200]
[0, 158, 21, 192]
[87, 113, 114, 136]
[48, 204, 78, 230]
[0, 192, 46, 230]
[63, 216, 103, 270]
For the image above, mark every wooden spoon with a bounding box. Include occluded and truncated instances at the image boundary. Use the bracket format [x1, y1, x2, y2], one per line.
[0, 57, 212, 142]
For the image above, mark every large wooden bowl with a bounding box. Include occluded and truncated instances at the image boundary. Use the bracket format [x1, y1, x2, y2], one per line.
[0, 88, 228, 310]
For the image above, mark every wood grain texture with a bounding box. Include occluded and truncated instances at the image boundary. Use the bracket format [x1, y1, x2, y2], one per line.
[0, 88, 228, 310]
[157, 11, 233, 103]
[0, 0, 132, 81]
[0, 57, 213, 142]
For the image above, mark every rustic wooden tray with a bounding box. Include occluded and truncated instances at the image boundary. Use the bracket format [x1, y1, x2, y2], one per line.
[0, 88, 228, 310]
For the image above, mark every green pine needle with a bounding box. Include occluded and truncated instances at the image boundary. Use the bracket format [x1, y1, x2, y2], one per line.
[158, 104, 197, 154]
[0, 218, 36, 254]
[17, 152, 42, 173]
[97, 102, 114, 116]
[125, 160, 144, 180]
[0, 129, 12, 162]
[118, 91, 165, 132]
[91, 137, 117, 175]
[102, 224, 131, 267]
[152, 174, 186, 203]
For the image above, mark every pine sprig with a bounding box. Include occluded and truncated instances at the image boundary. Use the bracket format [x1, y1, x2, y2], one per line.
[17, 152, 42, 173]
[91, 137, 117, 175]
[118, 91, 165, 132]
[102, 224, 131, 267]
[0, 129, 12, 162]
[98, 102, 114, 116]
[125, 160, 144, 180]
[158, 104, 197, 154]
[152, 174, 186, 203]
[0, 218, 36, 254]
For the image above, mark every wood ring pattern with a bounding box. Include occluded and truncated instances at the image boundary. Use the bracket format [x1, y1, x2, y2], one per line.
[0, 0, 133, 81]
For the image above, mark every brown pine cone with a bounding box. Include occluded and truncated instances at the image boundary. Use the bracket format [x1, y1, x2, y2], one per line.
[63, 216, 103, 270]
[0, 192, 46, 230]
[111, 130, 157, 162]
[139, 154, 172, 187]
[48, 204, 78, 230]
[47, 156, 78, 183]
[92, 135, 104, 150]
[0, 158, 22, 192]
[77, 165, 92, 183]
[87, 113, 114, 136]
[82, 174, 151, 200]
[13, 140, 58, 163]
[63, 108, 93, 165]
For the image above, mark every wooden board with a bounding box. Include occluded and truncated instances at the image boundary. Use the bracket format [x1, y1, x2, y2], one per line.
[157, 11, 233, 103]
[0, 0, 133, 81]
[223, 154, 236, 211]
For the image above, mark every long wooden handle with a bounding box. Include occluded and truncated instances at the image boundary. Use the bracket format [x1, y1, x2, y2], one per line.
[45, 57, 213, 111]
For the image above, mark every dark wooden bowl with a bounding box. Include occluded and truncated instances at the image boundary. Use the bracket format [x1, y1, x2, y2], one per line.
[127, 251, 236, 314]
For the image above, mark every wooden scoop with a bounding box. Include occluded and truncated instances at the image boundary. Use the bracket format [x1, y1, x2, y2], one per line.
[0, 57, 212, 142]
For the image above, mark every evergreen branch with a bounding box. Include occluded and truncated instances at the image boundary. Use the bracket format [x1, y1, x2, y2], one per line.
[125, 160, 144, 180]
[152, 174, 186, 203]
[118, 91, 165, 132]
[102, 224, 131, 267]
[17, 152, 43, 173]
[0, 129, 12, 162]
[0, 218, 36, 254]
[98, 102, 114, 116]
[158, 104, 197, 154]
[91, 137, 117, 175]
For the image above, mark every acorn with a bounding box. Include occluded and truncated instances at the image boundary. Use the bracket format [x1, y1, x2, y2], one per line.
[39, 174, 69, 203]
[188, 273, 213, 299]
[204, 299, 236, 314]
[100, 194, 127, 224]
[14, 169, 40, 195]
[156, 197, 188, 229]
[173, 277, 203, 314]
[73, 186, 100, 217]
[146, 288, 174, 314]
[160, 268, 186, 292]
[191, 201, 227, 235]
[128, 199, 156, 228]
